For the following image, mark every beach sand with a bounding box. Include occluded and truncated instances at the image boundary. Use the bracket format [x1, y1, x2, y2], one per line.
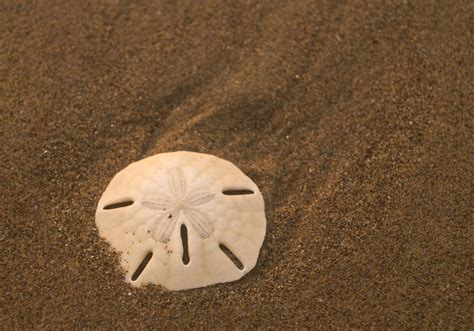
[1, 1, 473, 328]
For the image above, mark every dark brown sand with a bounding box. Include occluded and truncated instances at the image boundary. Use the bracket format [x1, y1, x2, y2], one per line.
[1, 1, 473, 329]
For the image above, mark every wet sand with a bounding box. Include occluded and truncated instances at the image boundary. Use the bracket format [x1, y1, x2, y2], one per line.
[1, 1, 473, 329]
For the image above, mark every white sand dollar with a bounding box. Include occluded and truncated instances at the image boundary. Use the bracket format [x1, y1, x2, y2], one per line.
[95, 151, 266, 290]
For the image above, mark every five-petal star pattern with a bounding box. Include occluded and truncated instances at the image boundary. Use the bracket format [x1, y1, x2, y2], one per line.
[142, 168, 215, 243]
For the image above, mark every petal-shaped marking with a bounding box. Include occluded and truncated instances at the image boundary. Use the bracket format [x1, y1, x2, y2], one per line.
[168, 168, 187, 200]
[142, 194, 174, 210]
[183, 208, 214, 239]
[154, 210, 180, 243]
[186, 191, 215, 206]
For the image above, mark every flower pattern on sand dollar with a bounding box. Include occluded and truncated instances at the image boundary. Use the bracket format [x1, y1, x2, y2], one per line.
[142, 168, 215, 243]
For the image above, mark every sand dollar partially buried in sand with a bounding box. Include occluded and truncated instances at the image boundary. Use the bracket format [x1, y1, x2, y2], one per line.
[95, 151, 266, 290]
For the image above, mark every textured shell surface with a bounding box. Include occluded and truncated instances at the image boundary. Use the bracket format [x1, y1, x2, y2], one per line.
[95, 151, 266, 290]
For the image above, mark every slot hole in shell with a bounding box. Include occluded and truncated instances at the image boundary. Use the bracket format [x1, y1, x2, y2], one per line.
[222, 189, 254, 196]
[219, 244, 244, 270]
[103, 200, 134, 210]
[181, 224, 190, 265]
[131, 251, 153, 281]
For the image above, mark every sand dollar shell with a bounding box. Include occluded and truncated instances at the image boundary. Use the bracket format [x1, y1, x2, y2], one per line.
[95, 151, 266, 290]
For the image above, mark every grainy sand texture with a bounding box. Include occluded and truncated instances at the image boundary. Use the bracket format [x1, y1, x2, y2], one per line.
[1, 1, 473, 329]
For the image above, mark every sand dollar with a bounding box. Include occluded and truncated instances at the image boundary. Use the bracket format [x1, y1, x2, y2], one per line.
[95, 151, 266, 290]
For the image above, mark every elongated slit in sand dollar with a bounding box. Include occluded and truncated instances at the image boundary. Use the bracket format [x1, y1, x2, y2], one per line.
[103, 200, 134, 210]
[95, 151, 266, 290]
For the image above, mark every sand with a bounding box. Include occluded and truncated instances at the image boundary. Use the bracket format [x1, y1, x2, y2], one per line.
[1, 1, 473, 329]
